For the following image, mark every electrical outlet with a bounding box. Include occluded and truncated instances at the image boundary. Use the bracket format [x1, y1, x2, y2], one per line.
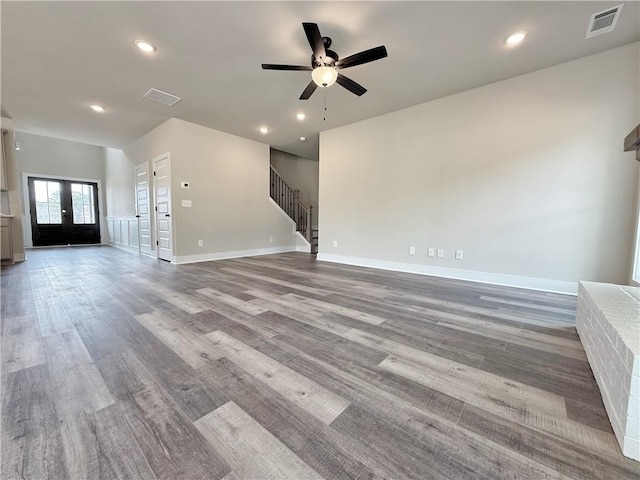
[409, 246, 416, 255]
[455, 249, 464, 260]
[333, 240, 338, 248]
[197, 240, 203, 247]
[437, 248, 444, 258]
[428, 248, 435, 257]
[269, 236, 273, 243]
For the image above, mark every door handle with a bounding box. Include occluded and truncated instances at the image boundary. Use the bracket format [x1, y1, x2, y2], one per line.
[165, 214, 170, 217]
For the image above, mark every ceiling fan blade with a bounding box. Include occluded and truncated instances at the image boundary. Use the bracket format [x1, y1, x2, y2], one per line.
[262, 64, 312, 71]
[302, 22, 326, 61]
[336, 74, 367, 96]
[299, 80, 318, 100]
[335, 46, 387, 69]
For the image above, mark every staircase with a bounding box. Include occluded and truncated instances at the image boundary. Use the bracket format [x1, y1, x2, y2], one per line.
[270, 166, 318, 254]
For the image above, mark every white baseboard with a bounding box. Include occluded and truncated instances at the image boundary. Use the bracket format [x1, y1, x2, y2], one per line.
[317, 253, 578, 295]
[175, 246, 298, 265]
[108, 242, 139, 254]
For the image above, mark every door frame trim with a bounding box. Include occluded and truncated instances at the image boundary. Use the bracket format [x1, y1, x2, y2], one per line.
[22, 172, 106, 248]
[151, 152, 174, 262]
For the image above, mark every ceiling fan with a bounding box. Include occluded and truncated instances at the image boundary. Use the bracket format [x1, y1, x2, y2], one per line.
[262, 22, 388, 100]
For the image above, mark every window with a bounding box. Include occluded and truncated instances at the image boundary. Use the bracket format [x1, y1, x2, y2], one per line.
[71, 183, 96, 224]
[34, 180, 62, 224]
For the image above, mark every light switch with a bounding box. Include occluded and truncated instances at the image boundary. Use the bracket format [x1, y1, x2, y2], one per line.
[181, 200, 192, 207]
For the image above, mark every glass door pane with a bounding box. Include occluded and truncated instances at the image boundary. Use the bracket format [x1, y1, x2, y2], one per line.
[71, 183, 96, 224]
[33, 180, 62, 224]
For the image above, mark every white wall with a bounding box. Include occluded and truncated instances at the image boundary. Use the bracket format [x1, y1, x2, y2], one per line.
[16, 131, 106, 181]
[318, 43, 640, 293]
[14, 131, 107, 248]
[119, 118, 299, 263]
[116, 119, 175, 253]
[170, 119, 297, 261]
[122, 118, 175, 220]
[104, 147, 133, 218]
[270, 148, 319, 228]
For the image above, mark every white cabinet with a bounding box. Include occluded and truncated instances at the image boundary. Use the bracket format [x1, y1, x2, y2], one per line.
[0, 130, 7, 191]
[1, 217, 12, 260]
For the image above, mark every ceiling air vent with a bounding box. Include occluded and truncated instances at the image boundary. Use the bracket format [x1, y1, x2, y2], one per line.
[586, 4, 624, 38]
[142, 88, 182, 107]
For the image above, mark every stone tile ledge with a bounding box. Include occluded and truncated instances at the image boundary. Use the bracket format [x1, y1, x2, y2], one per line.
[576, 281, 640, 461]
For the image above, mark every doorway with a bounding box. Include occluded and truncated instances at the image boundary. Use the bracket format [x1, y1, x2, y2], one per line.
[28, 177, 100, 246]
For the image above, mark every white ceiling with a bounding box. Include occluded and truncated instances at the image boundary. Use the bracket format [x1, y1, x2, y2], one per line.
[2, 2, 639, 161]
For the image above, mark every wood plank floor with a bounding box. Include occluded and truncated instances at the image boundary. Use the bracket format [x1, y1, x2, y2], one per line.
[2, 246, 639, 479]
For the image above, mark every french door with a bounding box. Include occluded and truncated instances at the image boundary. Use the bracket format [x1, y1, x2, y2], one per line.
[28, 177, 101, 246]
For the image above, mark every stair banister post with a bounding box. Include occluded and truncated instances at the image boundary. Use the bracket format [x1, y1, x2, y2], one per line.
[307, 205, 313, 242]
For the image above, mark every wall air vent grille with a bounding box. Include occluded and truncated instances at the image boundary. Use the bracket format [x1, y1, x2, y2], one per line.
[586, 4, 624, 38]
[142, 88, 182, 107]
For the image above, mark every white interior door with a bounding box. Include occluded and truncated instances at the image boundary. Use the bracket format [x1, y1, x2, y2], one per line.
[135, 162, 152, 255]
[153, 154, 173, 262]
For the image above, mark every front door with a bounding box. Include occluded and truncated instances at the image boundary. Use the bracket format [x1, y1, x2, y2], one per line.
[28, 177, 100, 246]
[153, 154, 173, 261]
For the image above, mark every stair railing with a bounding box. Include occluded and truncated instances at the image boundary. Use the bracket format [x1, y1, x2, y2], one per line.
[270, 166, 313, 242]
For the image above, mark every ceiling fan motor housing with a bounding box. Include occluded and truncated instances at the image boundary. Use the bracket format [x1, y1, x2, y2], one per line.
[312, 40, 339, 67]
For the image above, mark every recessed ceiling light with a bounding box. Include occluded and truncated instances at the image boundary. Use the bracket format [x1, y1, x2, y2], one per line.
[296, 113, 306, 121]
[260, 126, 269, 134]
[89, 104, 105, 113]
[135, 40, 156, 53]
[299, 137, 306, 142]
[504, 31, 528, 46]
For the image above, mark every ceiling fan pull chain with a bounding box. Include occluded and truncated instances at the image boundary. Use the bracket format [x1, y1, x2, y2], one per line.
[324, 89, 327, 121]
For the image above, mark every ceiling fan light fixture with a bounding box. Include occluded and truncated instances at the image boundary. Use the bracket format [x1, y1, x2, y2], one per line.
[311, 66, 338, 87]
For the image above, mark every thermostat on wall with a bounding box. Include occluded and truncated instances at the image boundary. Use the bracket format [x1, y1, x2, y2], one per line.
[181, 181, 190, 189]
